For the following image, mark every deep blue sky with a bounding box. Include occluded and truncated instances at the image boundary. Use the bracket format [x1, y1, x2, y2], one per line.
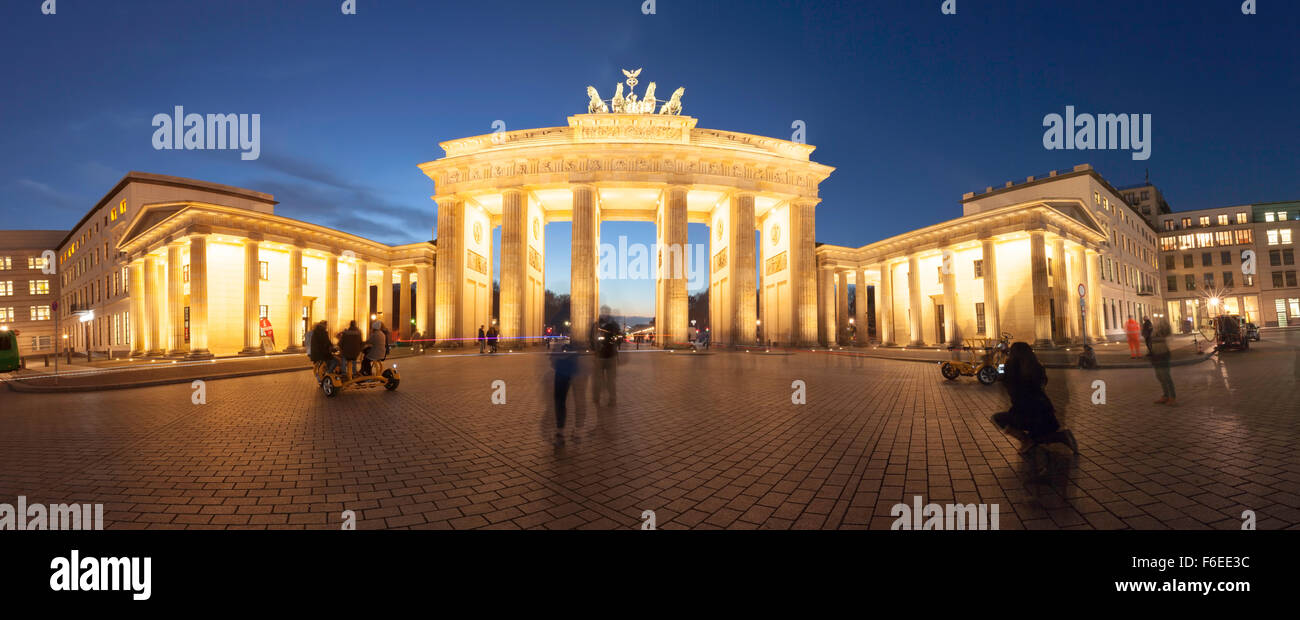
[2, 0, 1297, 316]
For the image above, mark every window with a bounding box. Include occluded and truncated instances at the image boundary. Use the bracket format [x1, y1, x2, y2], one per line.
[1274, 272, 1285, 287]
[973, 260, 983, 278]
[1167, 276, 1177, 292]
[1182, 217, 1192, 229]
[1199, 216, 1210, 227]
[1185, 274, 1196, 290]
[259, 305, 269, 319]
[28, 280, 50, 295]
[1223, 271, 1234, 288]
[27, 256, 47, 270]
[1183, 254, 1194, 269]
[1237, 213, 1248, 224]
[1236, 229, 1254, 245]
[1165, 255, 1175, 270]
[1164, 220, 1174, 231]
[1204, 272, 1215, 287]
[1278, 211, 1289, 222]
[1268, 230, 1279, 245]
[1286, 249, 1296, 265]
[0, 281, 11, 296]
[259, 261, 269, 281]
[975, 302, 986, 335]
[1291, 272, 1299, 288]
[1266, 212, 1276, 222]
[1218, 215, 1229, 226]
[30, 305, 51, 320]
[183, 264, 190, 283]
[1094, 191, 1101, 205]
[1244, 274, 1255, 286]
[1284, 229, 1294, 245]
[0, 257, 10, 270]
[0, 307, 13, 322]
[30, 335, 51, 351]
[1221, 251, 1232, 265]
[302, 266, 309, 284]
[1202, 252, 1213, 267]
[1104, 198, 1110, 211]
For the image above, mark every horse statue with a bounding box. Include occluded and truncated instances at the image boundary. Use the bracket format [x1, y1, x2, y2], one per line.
[586, 86, 608, 114]
[659, 87, 685, 115]
[638, 82, 657, 114]
[611, 83, 626, 113]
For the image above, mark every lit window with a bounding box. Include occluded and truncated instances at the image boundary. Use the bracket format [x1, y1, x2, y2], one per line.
[28, 280, 50, 295]
[1199, 216, 1210, 227]
[973, 260, 983, 278]
[27, 256, 47, 270]
[0, 257, 10, 270]
[1267, 230, 1279, 245]
[1217, 215, 1229, 226]
[1283, 229, 1294, 245]
[1094, 191, 1101, 205]
[0, 281, 12, 296]
[1237, 213, 1247, 224]
[1266, 212, 1276, 222]
[30, 305, 51, 321]
[0, 307, 13, 321]
[259, 261, 269, 281]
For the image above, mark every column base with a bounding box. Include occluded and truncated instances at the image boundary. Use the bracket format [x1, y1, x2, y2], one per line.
[1034, 339, 1056, 349]
[167, 349, 189, 358]
[186, 349, 214, 360]
[145, 349, 166, 357]
[283, 345, 305, 354]
[238, 347, 264, 356]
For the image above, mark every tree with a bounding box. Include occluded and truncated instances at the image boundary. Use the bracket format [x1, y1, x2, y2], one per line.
[688, 290, 709, 329]
[544, 290, 570, 331]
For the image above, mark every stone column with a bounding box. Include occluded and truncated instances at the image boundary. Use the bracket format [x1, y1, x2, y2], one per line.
[286, 247, 305, 352]
[1052, 237, 1070, 343]
[143, 254, 162, 356]
[499, 188, 527, 342]
[434, 198, 464, 344]
[354, 259, 369, 336]
[570, 185, 598, 346]
[129, 259, 146, 356]
[398, 269, 412, 339]
[907, 254, 923, 346]
[1072, 245, 1087, 343]
[941, 248, 957, 346]
[854, 269, 868, 345]
[187, 235, 212, 359]
[154, 259, 168, 356]
[835, 271, 849, 345]
[240, 239, 262, 354]
[730, 192, 757, 346]
[378, 267, 393, 334]
[789, 200, 818, 346]
[1029, 231, 1053, 347]
[981, 237, 1000, 338]
[878, 261, 895, 346]
[1086, 248, 1104, 342]
[661, 186, 689, 347]
[326, 253, 339, 332]
[166, 242, 186, 355]
[818, 265, 835, 346]
[416, 264, 432, 339]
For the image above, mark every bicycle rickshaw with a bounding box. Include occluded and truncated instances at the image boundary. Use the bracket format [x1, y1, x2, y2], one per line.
[314, 353, 400, 397]
[940, 332, 1012, 385]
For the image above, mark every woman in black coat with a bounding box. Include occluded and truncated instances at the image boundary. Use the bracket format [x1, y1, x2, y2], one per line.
[991, 342, 1077, 454]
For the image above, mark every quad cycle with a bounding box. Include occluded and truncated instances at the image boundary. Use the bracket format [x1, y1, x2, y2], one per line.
[314, 353, 400, 397]
[940, 333, 1012, 385]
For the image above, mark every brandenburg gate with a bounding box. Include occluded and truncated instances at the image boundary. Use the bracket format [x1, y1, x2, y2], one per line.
[418, 70, 835, 347]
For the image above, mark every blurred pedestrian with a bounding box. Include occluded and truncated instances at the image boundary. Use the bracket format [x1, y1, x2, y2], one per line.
[990, 342, 1078, 455]
[551, 344, 580, 438]
[1150, 317, 1176, 406]
[1141, 317, 1153, 354]
[590, 317, 621, 406]
[478, 325, 486, 353]
[1125, 315, 1141, 358]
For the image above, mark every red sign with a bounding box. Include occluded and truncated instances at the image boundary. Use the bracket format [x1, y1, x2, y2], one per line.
[259, 317, 275, 340]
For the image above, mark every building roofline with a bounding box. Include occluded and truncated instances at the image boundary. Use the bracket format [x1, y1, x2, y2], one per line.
[57, 172, 278, 250]
[960, 163, 1158, 234]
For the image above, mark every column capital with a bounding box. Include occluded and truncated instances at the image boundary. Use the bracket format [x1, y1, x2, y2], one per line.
[245, 233, 264, 244]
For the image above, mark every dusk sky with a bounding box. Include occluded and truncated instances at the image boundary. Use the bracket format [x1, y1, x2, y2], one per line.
[2, 0, 1297, 317]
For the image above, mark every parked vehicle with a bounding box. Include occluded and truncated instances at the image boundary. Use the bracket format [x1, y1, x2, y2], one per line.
[314, 353, 400, 397]
[940, 333, 1011, 385]
[1212, 315, 1249, 352]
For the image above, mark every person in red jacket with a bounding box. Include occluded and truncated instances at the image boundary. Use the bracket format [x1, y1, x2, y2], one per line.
[1124, 316, 1141, 358]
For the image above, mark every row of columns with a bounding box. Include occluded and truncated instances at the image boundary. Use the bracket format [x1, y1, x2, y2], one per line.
[130, 235, 430, 358]
[826, 233, 1103, 348]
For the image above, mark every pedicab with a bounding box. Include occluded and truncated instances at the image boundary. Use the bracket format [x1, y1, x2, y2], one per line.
[1211, 315, 1250, 352]
[314, 350, 400, 397]
[940, 332, 1011, 385]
